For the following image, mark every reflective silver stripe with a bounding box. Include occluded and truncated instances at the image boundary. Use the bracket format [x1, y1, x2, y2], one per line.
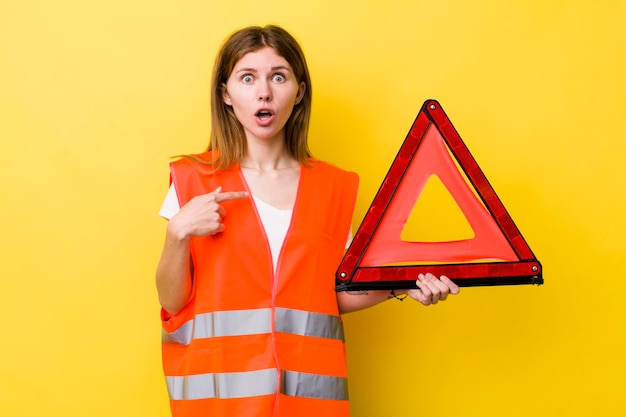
[166, 368, 278, 400]
[163, 307, 343, 346]
[281, 370, 349, 401]
[162, 319, 194, 345]
[194, 308, 272, 338]
[166, 369, 348, 401]
[162, 308, 272, 346]
[275, 307, 345, 341]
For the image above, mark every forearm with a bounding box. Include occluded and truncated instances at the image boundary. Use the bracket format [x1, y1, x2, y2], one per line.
[155, 221, 194, 315]
[337, 289, 404, 314]
[337, 275, 460, 313]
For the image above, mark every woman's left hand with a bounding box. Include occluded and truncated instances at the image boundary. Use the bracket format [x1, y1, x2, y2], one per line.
[406, 273, 460, 306]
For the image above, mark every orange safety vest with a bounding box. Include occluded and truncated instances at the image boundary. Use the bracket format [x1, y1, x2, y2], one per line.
[161, 154, 359, 417]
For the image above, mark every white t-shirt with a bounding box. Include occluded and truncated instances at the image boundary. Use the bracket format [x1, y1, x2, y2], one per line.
[159, 185, 352, 273]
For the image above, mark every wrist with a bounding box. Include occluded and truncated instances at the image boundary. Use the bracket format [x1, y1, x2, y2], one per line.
[167, 218, 192, 243]
[388, 289, 408, 301]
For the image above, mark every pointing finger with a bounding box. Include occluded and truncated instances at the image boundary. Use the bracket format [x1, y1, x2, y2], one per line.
[215, 191, 249, 203]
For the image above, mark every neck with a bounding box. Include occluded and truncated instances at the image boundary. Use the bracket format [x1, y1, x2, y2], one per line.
[242, 136, 298, 171]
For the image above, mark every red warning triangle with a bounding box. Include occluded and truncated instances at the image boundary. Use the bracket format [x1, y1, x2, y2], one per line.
[336, 100, 542, 290]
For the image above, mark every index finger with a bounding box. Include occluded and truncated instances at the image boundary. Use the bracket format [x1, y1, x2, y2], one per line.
[215, 191, 249, 203]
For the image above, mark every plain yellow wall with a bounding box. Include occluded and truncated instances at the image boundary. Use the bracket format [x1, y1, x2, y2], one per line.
[1, 1, 624, 416]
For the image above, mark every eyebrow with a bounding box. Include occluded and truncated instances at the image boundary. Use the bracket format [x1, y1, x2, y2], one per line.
[235, 65, 292, 73]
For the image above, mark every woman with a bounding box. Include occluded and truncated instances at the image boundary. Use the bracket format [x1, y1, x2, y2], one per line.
[156, 24, 459, 417]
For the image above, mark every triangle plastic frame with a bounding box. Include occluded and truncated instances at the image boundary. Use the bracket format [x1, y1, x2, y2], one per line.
[336, 100, 543, 291]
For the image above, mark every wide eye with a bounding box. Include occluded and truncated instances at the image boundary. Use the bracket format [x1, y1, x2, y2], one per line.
[272, 74, 286, 83]
[242, 75, 254, 83]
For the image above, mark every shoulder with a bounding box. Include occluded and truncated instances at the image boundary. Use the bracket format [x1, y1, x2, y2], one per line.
[169, 151, 226, 192]
[307, 158, 357, 177]
[305, 158, 359, 188]
[169, 152, 239, 201]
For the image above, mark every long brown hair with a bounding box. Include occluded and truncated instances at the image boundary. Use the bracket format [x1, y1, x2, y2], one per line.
[205, 25, 313, 171]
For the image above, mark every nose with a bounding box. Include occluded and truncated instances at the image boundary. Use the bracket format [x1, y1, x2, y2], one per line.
[257, 80, 272, 102]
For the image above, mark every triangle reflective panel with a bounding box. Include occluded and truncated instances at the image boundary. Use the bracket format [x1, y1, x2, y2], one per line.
[336, 100, 543, 291]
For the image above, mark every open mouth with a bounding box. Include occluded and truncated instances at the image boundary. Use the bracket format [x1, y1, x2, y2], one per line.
[255, 110, 273, 120]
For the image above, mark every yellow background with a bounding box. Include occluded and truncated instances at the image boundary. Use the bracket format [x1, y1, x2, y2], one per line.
[1, 1, 624, 416]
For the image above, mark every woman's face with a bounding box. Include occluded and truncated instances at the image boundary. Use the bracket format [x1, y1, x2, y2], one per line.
[222, 46, 305, 146]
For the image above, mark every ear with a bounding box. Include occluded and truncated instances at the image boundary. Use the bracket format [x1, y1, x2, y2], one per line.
[294, 82, 306, 105]
[222, 83, 232, 106]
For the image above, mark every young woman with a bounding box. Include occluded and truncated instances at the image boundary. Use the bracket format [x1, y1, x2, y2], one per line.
[156, 24, 459, 417]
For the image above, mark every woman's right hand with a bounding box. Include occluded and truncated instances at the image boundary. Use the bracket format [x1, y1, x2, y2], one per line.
[168, 186, 249, 240]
